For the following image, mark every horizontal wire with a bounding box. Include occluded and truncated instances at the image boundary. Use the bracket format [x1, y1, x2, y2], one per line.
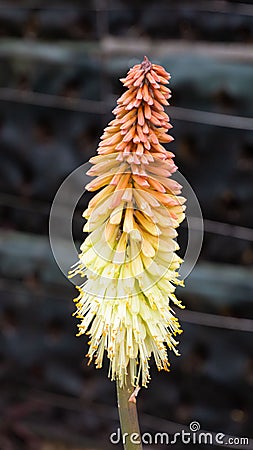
[0, 87, 252, 130]
[203, 219, 253, 241]
[169, 106, 253, 130]
[182, 217, 253, 242]
[179, 309, 253, 332]
[0, 278, 252, 332]
[0, 87, 108, 114]
[1, 192, 253, 242]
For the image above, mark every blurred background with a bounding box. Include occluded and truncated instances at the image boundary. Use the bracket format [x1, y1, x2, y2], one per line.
[0, 0, 253, 449]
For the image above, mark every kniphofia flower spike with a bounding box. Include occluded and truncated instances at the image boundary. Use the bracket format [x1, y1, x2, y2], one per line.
[69, 57, 186, 388]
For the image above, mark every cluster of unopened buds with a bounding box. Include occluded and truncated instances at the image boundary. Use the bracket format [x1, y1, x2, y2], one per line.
[69, 56, 186, 388]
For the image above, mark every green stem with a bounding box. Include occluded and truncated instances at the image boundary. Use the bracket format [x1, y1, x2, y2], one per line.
[116, 374, 143, 450]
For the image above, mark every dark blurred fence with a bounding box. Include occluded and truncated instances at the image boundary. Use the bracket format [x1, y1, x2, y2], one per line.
[0, 2, 253, 449]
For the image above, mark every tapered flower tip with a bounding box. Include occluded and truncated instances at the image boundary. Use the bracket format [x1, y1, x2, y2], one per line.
[141, 56, 152, 72]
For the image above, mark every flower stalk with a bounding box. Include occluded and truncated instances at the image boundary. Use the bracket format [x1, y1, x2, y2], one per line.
[116, 373, 142, 450]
